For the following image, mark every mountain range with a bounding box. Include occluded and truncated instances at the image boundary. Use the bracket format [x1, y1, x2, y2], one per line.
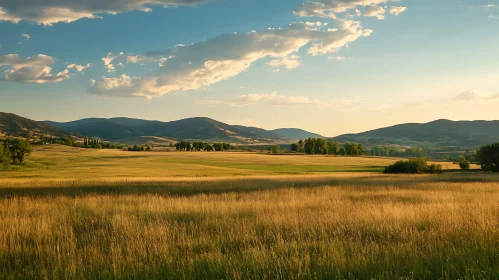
[2, 112, 499, 149]
[42, 117, 323, 144]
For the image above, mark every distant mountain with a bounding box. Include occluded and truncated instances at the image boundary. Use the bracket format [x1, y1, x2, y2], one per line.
[44, 117, 291, 144]
[333, 119, 499, 148]
[0, 112, 66, 138]
[271, 128, 324, 140]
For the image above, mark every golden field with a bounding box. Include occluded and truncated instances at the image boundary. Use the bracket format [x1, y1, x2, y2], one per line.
[0, 146, 496, 279]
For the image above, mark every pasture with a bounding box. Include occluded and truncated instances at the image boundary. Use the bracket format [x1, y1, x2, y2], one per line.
[1, 146, 497, 279]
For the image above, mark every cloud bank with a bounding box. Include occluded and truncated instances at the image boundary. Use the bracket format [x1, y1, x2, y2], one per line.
[0, 0, 210, 25]
[88, 20, 372, 98]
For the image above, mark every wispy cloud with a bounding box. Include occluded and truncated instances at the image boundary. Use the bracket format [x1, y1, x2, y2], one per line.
[197, 92, 367, 109]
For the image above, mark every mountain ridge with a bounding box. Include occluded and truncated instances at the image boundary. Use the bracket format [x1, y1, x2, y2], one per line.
[332, 119, 499, 148]
[43, 116, 323, 144]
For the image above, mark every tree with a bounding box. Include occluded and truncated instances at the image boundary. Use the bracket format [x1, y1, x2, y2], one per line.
[475, 142, 499, 172]
[290, 143, 299, 152]
[343, 143, 358, 156]
[270, 145, 281, 154]
[327, 141, 339, 155]
[458, 156, 471, 170]
[304, 138, 315, 154]
[4, 139, 32, 164]
[357, 144, 365, 156]
[298, 140, 304, 152]
[212, 143, 224, 151]
[339, 147, 346, 156]
[0, 143, 11, 166]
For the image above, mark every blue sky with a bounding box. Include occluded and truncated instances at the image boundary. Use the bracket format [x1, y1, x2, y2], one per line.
[0, 0, 498, 136]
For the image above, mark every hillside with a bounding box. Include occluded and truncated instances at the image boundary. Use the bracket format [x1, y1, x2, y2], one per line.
[333, 119, 499, 148]
[44, 117, 292, 144]
[0, 112, 66, 138]
[271, 128, 324, 140]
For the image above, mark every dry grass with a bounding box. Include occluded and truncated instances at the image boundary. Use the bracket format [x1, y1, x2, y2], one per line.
[1, 173, 499, 279]
[0, 145, 471, 179]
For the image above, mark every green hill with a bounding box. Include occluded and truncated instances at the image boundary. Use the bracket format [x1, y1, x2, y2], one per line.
[333, 119, 499, 148]
[0, 112, 66, 138]
[271, 128, 324, 140]
[44, 117, 291, 144]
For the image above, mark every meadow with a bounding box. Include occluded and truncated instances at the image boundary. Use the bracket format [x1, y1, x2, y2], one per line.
[1, 146, 497, 279]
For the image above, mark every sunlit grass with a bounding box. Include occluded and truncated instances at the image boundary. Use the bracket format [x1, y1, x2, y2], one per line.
[0, 146, 493, 278]
[1, 174, 499, 279]
[0, 145, 471, 179]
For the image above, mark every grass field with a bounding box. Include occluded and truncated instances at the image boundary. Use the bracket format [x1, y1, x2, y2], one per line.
[1, 146, 497, 279]
[0, 145, 468, 179]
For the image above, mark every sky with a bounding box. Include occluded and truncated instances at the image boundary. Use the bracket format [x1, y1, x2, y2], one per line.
[0, 0, 498, 137]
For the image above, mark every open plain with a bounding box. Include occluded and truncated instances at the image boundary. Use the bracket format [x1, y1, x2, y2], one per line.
[1, 146, 498, 279]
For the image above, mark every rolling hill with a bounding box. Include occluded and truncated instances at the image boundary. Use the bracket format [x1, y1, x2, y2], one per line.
[0, 112, 66, 138]
[333, 119, 499, 148]
[271, 128, 324, 140]
[44, 117, 298, 144]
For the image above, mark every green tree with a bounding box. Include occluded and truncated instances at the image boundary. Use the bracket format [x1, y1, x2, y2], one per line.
[458, 156, 471, 170]
[327, 141, 339, 155]
[0, 143, 11, 166]
[298, 140, 304, 152]
[270, 145, 281, 154]
[304, 138, 315, 154]
[5, 139, 32, 164]
[475, 142, 499, 172]
[290, 143, 299, 152]
[339, 147, 346, 156]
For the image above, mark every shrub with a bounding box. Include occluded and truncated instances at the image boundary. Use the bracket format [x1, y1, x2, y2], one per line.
[384, 158, 442, 174]
[458, 156, 471, 170]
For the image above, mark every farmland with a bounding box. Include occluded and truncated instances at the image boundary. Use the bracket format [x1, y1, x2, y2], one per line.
[1, 146, 498, 279]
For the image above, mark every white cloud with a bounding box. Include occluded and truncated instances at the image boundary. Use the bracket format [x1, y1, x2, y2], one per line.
[102, 52, 123, 73]
[363, 5, 386, 20]
[0, 54, 71, 83]
[0, 0, 211, 25]
[389, 6, 408, 16]
[294, 0, 389, 19]
[67, 63, 92, 72]
[453, 89, 499, 102]
[267, 55, 301, 70]
[22, 33, 30, 40]
[197, 92, 367, 108]
[89, 20, 372, 98]
[328, 56, 351, 60]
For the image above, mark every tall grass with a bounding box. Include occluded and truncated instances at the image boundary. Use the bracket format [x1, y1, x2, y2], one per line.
[1, 174, 499, 279]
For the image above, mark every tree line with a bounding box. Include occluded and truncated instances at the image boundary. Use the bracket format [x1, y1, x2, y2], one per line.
[0, 138, 32, 166]
[291, 138, 365, 156]
[174, 140, 231, 152]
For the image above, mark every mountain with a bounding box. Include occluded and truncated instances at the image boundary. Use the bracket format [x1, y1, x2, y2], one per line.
[44, 117, 291, 144]
[333, 119, 499, 148]
[0, 112, 66, 138]
[271, 128, 324, 140]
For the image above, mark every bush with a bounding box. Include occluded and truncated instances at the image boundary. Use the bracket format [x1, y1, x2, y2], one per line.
[458, 156, 471, 170]
[384, 158, 442, 174]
